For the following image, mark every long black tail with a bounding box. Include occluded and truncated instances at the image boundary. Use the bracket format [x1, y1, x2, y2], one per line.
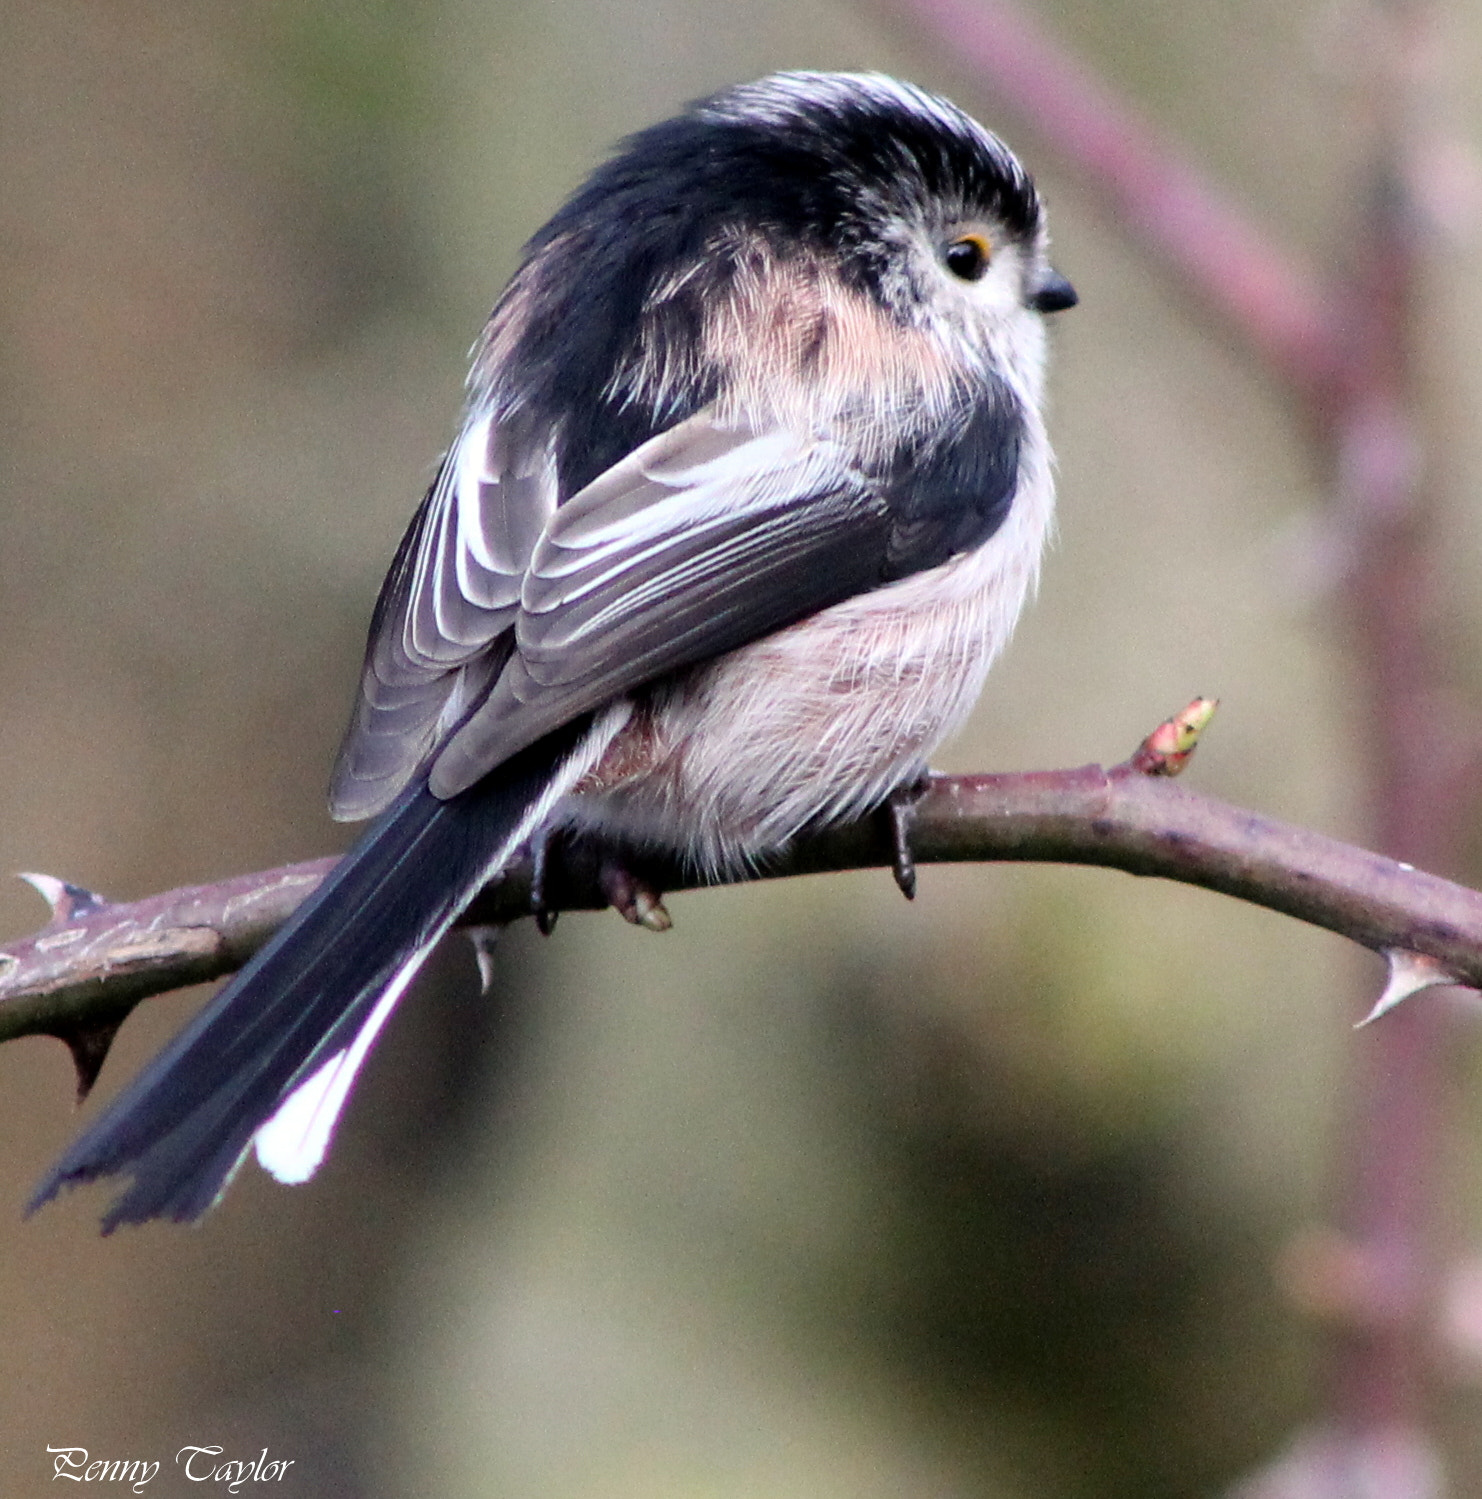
[30, 724, 584, 1232]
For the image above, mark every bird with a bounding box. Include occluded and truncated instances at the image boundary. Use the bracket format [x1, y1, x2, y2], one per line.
[31, 70, 1076, 1231]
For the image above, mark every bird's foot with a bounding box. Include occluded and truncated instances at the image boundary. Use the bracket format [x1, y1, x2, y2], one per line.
[884, 776, 930, 901]
[527, 830, 671, 933]
[597, 856, 672, 932]
[528, 827, 562, 935]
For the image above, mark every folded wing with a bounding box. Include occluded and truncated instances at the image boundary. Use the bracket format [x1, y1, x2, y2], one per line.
[426, 414, 897, 796]
[329, 405, 558, 819]
[335, 388, 1024, 811]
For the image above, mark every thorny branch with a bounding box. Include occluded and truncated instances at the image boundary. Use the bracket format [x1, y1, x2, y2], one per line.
[3, 706, 1480, 1103]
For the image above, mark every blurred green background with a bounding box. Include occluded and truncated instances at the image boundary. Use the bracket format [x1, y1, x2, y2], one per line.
[3, 1, 1482, 1495]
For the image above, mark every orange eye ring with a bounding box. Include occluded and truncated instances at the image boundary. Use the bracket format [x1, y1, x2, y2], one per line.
[944, 232, 992, 282]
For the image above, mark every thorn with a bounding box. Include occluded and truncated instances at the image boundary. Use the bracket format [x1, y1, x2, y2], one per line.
[19, 872, 107, 922]
[465, 924, 504, 995]
[1357, 949, 1460, 1027]
[598, 859, 672, 932]
[48, 1017, 129, 1102]
[1127, 698, 1219, 776]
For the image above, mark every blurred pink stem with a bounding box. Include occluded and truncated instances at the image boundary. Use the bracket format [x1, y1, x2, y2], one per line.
[873, 0, 1464, 1481]
[871, 0, 1344, 401]
[1326, 0, 1449, 1447]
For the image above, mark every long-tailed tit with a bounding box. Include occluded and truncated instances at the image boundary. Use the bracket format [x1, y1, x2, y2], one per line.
[34, 71, 1076, 1230]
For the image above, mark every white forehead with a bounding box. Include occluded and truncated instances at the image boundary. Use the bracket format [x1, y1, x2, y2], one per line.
[701, 71, 985, 141]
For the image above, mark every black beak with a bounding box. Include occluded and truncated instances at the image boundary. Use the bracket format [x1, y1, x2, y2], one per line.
[1029, 269, 1077, 314]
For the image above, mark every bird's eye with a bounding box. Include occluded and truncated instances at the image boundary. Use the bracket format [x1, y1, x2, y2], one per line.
[943, 233, 992, 282]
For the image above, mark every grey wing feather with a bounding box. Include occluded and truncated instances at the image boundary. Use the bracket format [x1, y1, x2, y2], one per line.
[426, 413, 893, 798]
[329, 407, 558, 820]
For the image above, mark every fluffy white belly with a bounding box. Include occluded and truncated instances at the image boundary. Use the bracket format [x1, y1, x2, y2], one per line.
[560, 448, 1053, 876]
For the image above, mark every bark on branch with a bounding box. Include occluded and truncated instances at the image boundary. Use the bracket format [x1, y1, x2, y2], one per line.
[5, 745, 1480, 1090]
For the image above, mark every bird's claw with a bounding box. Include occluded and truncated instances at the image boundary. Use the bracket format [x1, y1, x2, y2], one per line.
[885, 779, 928, 900]
[529, 828, 560, 935]
[598, 858, 672, 932]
